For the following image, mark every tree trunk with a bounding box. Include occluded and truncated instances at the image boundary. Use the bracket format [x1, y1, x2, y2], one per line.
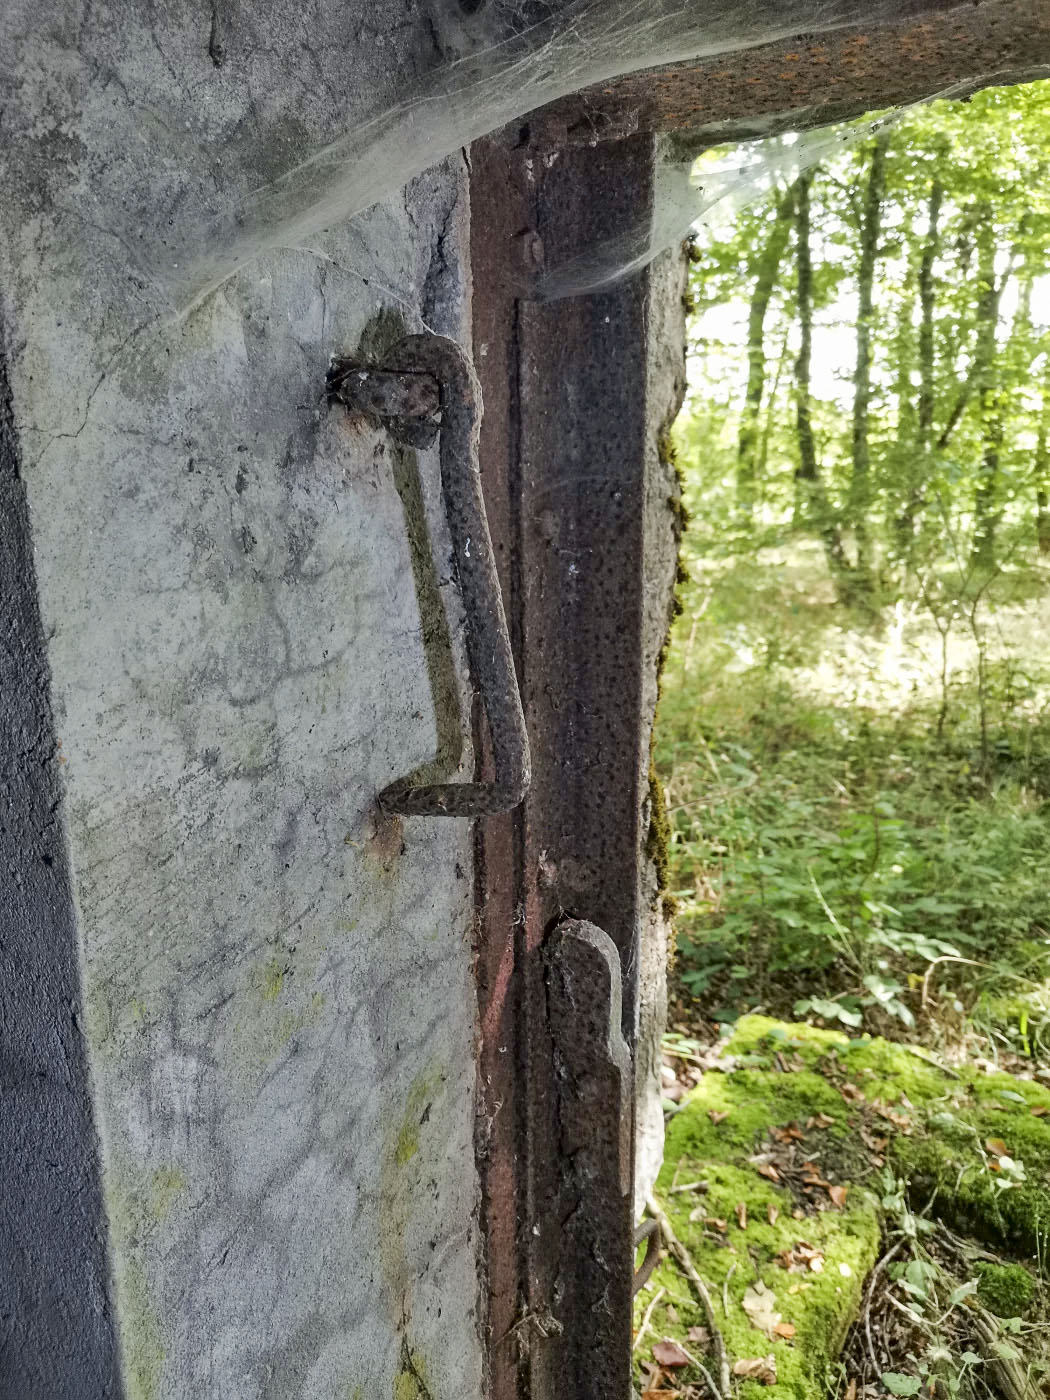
[970, 205, 1005, 571]
[847, 132, 890, 594]
[793, 169, 847, 578]
[1034, 346, 1050, 555]
[736, 182, 796, 517]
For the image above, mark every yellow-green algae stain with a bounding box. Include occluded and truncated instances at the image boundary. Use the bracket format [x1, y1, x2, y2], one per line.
[636, 1016, 1050, 1400]
[226, 936, 330, 1085]
[395, 1072, 443, 1166]
[379, 1067, 448, 1300]
[255, 956, 287, 1002]
[394, 1345, 433, 1400]
[104, 1161, 188, 1400]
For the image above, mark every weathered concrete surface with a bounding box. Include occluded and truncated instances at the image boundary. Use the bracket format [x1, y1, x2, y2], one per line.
[0, 5, 483, 1397]
[635, 236, 688, 1212]
[0, 355, 123, 1400]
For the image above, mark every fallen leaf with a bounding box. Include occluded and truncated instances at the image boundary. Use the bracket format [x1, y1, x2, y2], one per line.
[732, 1356, 777, 1385]
[708, 1110, 730, 1125]
[735, 1202, 748, 1230]
[809, 1256, 824, 1273]
[642, 1390, 678, 1400]
[772, 1123, 805, 1143]
[703, 1216, 728, 1233]
[1031, 1106, 1048, 1118]
[845, 1381, 857, 1400]
[773, 1321, 796, 1339]
[686, 1326, 710, 1345]
[985, 1138, 1009, 1159]
[767, 1204, 780, 1226]
[756, 1163, 781, 1183]
[827, 1184, 849, 1209]
[841, 1084, 865, 1103]
[742, 1281, 781, 1338]
[652, 1340, 690, 1369]
[808, 1112, 836, 1130]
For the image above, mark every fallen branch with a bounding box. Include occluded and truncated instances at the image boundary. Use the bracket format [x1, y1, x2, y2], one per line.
[678, 1341, 724, 1400]
[920, 955, 984, 1013]
[863, 1237, 905, 1377]
[646, 1193, 731, 1400]
[632, 1285, 665, 1354]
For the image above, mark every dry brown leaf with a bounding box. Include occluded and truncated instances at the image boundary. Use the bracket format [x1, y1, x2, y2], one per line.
[808, 1112, 836, 1130]
[732, 1356, 777, 1385]
[685, 1326, 710, 1345]
[840, 1084, 865, 1103]
[827, 1184, 849, 1209]
[773, 1321, 796, 1339]
[652, 1340, 690, 1368]
[735, 1202, 748, 1230]
[844, 1381, 858, 1400]
[698, 1216, 727, 1233]
[742, 1281, 781, 1338]
[1030, 1105, 1048, 1117]
[708, 1110, 730, 1125]
[985, 1137, 1009, 1159]
[767, 1204, 780, 1226]
[642, 1390, 679, 1400]
[756, 1163, 781, 1183]
[772, 1123, 805, 1143]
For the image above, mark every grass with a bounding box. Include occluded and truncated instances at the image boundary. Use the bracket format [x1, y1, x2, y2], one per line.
[656, 536, 1050, 1064]
[639, 1017, 1050, 1399]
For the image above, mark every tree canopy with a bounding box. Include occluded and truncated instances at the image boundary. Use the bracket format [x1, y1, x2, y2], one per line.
[684, 79, 1050, 607]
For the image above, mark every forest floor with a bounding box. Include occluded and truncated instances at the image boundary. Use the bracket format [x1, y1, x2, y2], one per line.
[639, 544, 1050, 1398]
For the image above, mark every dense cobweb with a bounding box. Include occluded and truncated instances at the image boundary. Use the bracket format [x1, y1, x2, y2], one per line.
[153, 0, 1022, 313]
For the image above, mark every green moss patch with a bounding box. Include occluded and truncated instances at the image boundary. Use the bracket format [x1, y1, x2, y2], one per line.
[636, 1017, 1050, 1398]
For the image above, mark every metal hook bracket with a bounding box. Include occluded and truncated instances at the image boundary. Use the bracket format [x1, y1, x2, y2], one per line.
[328, 334, 530, 817]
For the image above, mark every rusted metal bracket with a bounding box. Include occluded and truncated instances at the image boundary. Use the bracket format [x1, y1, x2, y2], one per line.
[328, 334, 530, 817]
[632, 1216, 661, 1296]
[545, 919, 634, 1400]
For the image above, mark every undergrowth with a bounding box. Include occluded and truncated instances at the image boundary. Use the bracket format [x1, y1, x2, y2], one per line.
[657, 543, 1050, 1066]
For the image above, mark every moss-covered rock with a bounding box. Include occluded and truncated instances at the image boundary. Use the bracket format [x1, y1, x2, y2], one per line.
[973, 1260, 1037, 1318]
[636, 1017, 1050, 1400]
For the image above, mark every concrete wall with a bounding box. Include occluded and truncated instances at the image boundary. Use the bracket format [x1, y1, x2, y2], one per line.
[635, 239, 688, 1211]
[0, 5, 484, 1397]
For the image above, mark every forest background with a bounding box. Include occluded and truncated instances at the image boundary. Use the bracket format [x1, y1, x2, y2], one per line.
[661, 77, 1050, 1063]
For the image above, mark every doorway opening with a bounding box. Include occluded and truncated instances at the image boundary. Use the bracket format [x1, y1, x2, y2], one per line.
[641, 77, 1050, 1398]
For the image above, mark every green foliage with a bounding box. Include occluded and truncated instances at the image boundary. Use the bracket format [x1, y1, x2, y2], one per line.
[639, 1018, 1050, 1398]
[974, 1261, 1037, 1319]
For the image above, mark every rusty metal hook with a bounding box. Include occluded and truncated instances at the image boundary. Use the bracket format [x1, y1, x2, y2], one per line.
[632, 1216, 661, 1296]
[329, 333, 530, 817]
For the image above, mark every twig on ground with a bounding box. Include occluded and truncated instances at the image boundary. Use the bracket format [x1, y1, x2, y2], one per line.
[646, 1193, 731, 1400]
[723, 1262, 737, 1318]
[863, 1238, 905, 1376]
[677, 1341, 724, 1400]
[920, 955, 984, 1012]
[632, 1285, 665, 1354]
[901, 1042, 963, 1080]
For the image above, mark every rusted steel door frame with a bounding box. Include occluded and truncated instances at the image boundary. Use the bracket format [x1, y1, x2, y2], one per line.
[469, 8, 1050, 1400]
[471, 130, 662, 1400]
